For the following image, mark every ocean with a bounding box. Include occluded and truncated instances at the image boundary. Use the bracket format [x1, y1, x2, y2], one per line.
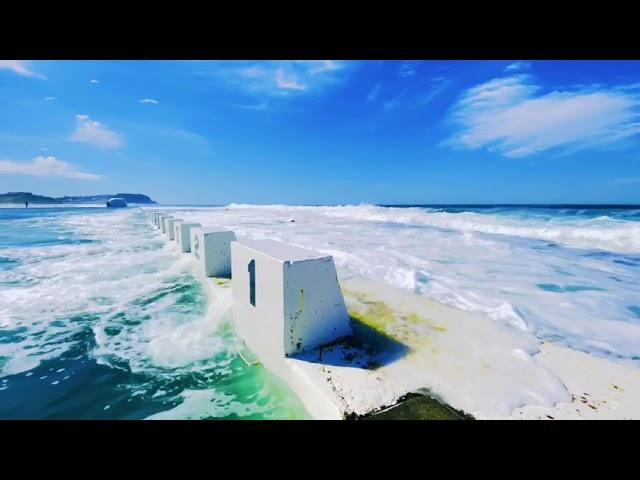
[1, 204, 639, 419]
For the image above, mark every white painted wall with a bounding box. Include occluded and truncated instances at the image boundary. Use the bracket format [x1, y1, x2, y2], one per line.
[166, 218, 182, 241]
[154, 212, 165, 228]
[284, 257, 351, 355]
[231, 239, 351, 357]
[175, 221, 201, 253]
[161, 216, 174, 234]
[232, 240, 286, 359]
[190, 227, 237, 277]
[155, 214, 164, 229]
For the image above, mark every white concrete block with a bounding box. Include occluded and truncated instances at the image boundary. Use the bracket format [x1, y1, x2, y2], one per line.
[190, 227, 237, 277]
[231, 239, 351, 357]
[165, 218, 182, 241]
[161, 216, 174, 234]
[174, 221, 202, 253]
[156, 213, 168, 230]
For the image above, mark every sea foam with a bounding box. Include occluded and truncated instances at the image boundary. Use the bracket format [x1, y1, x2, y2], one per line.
[171, 203, 640, 364]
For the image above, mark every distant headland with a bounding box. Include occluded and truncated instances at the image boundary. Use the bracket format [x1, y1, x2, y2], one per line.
[0, 192, 157, 205]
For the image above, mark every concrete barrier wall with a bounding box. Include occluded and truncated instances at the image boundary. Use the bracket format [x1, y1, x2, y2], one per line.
[161, 216, 174, 234]
[231, 239, 286, 360]
[283, 255, 351, 354]
[157, 214, 168, 230]
[230, 239, 351, 356]
[190, 227, 237, 277]
[166, 218, 182, 241]
[148, 213, 351, 357]
[145, 209, 363, 418]
[175, 221, 202, 253]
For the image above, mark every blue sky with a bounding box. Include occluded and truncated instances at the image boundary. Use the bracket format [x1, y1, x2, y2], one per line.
[1, 59, 639, 204]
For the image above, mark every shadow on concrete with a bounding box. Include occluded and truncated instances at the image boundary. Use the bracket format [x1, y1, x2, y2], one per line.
[291, 316, 410, 370]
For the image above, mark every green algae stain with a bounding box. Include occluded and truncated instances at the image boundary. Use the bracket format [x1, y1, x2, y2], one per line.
[405, 313, 447, 333]
[362, 394, 472, 421]
[346, 291, 446, 338]
[348, 301, 395, 335]
[214, 278, 230, 287]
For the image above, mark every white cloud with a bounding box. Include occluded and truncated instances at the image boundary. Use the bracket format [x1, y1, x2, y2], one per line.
[139, 98, 159, 104]
[239, 65, 266, 78]
[399, 62, 418, 78]
[232, 101, 269, 111]
[611, 177, 640, 184]
[199, 60, 347, 100]
[505, 61, 530, 72]
[0, 60, 45, 79]
[44, 96, 57, 101]
[308, 60, 341, 74]
[90, 79, 100, 84]
[275, 68, 306, 90]
[0, 156, 101, 180]
[70, 114, 122, 149]
[367, 83, 381, 102]
[384, 90, 406, 111]
[420, 77, 450, 105]
[444, 74, 640, 157]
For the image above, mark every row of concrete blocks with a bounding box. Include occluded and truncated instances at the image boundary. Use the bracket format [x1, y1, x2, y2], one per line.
[148, 211, 352, 357]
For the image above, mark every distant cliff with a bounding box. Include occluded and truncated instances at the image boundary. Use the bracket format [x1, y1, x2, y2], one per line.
[0, 192, 157, 204]
[0, 192, 60, 204]
[58, 193, 157, 204]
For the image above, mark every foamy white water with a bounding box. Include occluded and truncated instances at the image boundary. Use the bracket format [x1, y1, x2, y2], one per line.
[2, 204, 639, 419]
[0, 207, 309, 419]
[161, 203, 640, 364]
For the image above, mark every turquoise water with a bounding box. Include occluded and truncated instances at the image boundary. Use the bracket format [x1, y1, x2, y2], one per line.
[0, 207, 308, 419]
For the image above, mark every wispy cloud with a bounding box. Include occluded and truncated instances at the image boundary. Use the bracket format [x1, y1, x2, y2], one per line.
[70, 114, 122, 149]
[384, 90, 407, 111]
[399, 62, 419, 78]
[611, 176, 640, 184]
[307, 60, 341, 74]
[195, 60, 347, 101]
[444, 74, 640, 157]
[44, 96, 57, 101]
[90, 79, 100, 84]
[0, 60, 45, 79]
[505, 61, 530, 72]
[239, 65, 266, 78]
[139, 98, 159, 104]
[232, 101, 269, 111]
[0, 156, 102, 180]
[367, 83, 381, 103]
[420, 77, 451, 105]
[275, 68, 306, 90]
